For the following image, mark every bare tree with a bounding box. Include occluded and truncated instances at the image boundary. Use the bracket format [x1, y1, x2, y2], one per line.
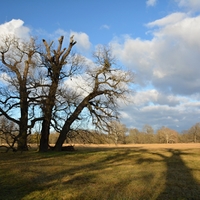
[0, 36, 40, 151]
[127, 128, 141, 144]
[143, 124, 154, 135]
[142, 124, 155, 143]
[0, 116, 18, 152]
[108, 120, 128, 144]
[0, 35, 133, 152]
[188, 123, 200, 143]
[38, 35, 78, 152]
[157, 127, 178, 143]
[53, 45, 133, 151]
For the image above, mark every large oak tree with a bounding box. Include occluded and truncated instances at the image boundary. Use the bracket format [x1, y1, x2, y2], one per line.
[38, 35, 78, 151]
[0, 36, 40, 151]
[53, 45, 133, 151]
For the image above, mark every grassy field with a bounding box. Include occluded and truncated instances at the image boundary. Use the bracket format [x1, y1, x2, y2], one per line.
[0, 143, 200, 200]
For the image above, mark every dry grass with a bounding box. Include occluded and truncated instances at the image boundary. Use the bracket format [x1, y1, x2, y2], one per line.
[0, 143, 200, 200]
[74, 143, 200, 149]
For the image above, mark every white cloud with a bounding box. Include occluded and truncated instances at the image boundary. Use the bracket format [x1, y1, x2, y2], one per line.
[0, 73, 10, 84]
[146, 0, 157, 7]
[119, 92, 200, 131]
[54, 28, 68, 37]
[64, 74, 93, 98]
[111, 12, 200, 131]
[147, 12, 187, 27]
[176, 0, 200, 12]
[132, 89, 184, 107]
[70, 31, 91, 52]
[38, 29, 91, 55]
[100, 24, 110, 30]
[111, 13, 200, 95]
[0, 19, 30, 39]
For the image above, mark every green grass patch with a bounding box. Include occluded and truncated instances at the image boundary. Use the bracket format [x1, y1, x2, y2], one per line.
[0, 146, 200, 200]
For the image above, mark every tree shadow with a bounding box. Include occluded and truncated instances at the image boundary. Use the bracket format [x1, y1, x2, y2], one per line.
[157, 149, 200, 200]
[1, 148, 200, 200]
[0, 147, 161, 199]
[0, 148, 135, 200]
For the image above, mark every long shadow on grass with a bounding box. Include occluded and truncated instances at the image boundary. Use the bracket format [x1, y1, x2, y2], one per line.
[156, 149, 200, 200]
[0, 148, 141, 200]
[1, 148, 146, 200]
[4, 148, 200, 199]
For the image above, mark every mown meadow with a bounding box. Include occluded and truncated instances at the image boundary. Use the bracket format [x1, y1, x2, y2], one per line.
[0, 144, 200, 200]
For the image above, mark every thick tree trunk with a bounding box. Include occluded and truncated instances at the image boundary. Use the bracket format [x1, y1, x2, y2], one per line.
[54, 98, 90, 151]
[17, 131, 28, 151]
[39, 79, 59, 152]
[39, 119, 50, 152]
[54, 106, 86, 151]
[17, 119, 29, 151]
[54, 94, 98, 151]
[54, 123, 71, 151]
[54, 91, 104, 151]
[17, 84, 29, 151]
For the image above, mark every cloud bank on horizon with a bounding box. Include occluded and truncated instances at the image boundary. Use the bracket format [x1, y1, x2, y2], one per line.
[0, 0, 200, 132]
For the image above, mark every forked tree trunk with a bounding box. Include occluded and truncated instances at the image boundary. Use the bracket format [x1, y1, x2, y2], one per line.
[39, 72, 61, 152]
[39, 36, 76, 152]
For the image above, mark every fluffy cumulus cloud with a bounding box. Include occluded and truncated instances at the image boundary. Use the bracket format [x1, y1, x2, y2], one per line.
[70, 31, 91, 52]
[0, 19, 30, 39]
[50, 29, 91, 54]
[55, 29, 91, 52]
[111, 11, 200, 132]
[119, 89, 200, 131]
[146, 0, 157, 7]
[176, 0, 200, 12]
[112, 13, 200, 95]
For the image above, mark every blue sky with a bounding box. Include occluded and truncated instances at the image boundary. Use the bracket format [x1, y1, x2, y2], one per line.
[0, 0, 179, 45]
[1, 0, 200, 132]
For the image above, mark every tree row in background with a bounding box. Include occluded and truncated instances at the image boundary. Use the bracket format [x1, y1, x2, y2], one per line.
[25, 122, 200, 145]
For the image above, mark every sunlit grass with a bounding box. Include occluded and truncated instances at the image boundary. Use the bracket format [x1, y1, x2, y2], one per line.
[0, 145, 200, 200]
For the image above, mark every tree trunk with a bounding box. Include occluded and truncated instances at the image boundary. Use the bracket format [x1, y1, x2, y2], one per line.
[54, 91, 103, 151]
[17, 84, 29, 151]
[39, 36, 76, 152]
[54, 123, 71, 151]
[39, 119, 50, 152]
[39, 79, 59, 152]
[17, 114, 28, 151]
[54, 97, 97, 150]
[17, 131, 28, 151]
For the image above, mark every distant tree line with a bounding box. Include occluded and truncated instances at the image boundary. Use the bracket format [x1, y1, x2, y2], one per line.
[24, 122, 200, 146]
